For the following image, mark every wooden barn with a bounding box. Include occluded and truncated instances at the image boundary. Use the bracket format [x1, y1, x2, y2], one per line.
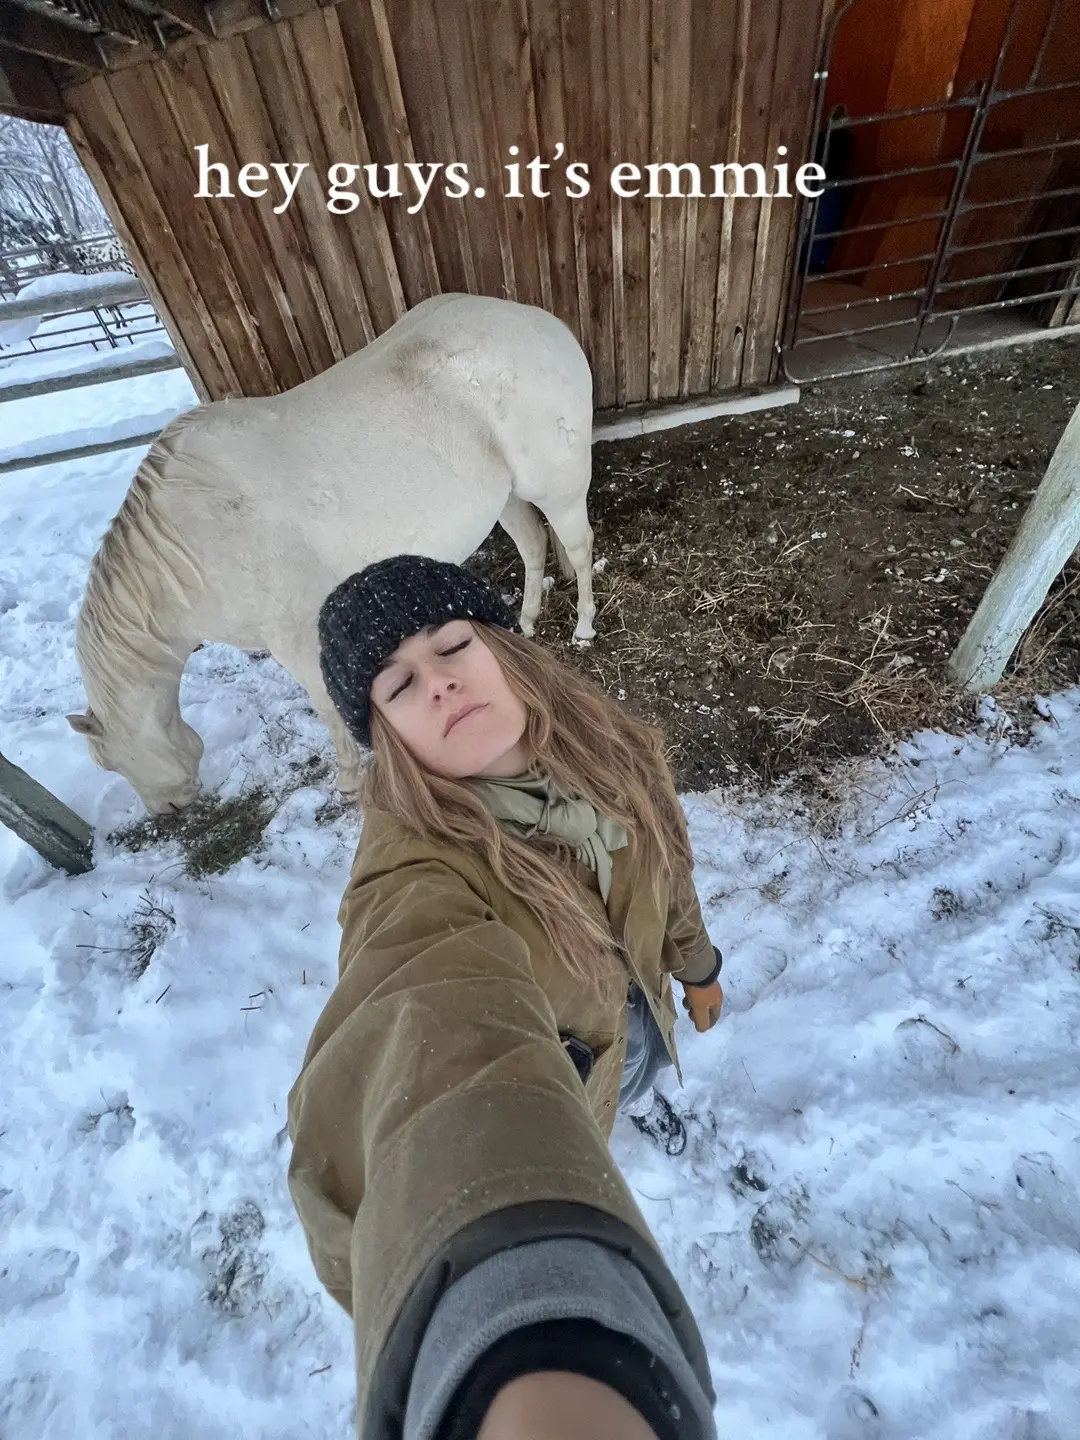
[1, 0, 1077, 418]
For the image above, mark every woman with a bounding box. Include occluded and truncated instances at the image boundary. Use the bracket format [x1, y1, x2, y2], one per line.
[287, 556, 725, 1440]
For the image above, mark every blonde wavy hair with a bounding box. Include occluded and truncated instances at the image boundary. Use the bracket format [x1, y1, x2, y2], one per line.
[362, 624, 693, 999]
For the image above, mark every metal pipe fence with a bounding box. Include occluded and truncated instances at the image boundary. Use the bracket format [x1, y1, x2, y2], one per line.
[781, 0, 1080, 382]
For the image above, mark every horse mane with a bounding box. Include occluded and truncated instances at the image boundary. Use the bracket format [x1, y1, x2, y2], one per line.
[77, 406, 211, 716]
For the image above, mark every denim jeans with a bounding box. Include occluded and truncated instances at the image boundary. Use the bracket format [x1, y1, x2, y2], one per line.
[618, 983, 673, 1114]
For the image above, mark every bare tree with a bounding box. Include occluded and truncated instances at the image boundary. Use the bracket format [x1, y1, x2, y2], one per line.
[0, 115, 110, 251]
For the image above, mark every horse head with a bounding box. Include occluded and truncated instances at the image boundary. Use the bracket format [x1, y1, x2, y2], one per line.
[67, 706, 204, 814]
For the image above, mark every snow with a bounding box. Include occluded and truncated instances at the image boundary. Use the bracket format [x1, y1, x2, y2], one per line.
[0, 271, 137, 349]
[0, 405, 189, 470]
[0, 335, 176, 387]
[2, 351, 1078, 1440]
[643, 719, 1080, 1439]
[1, 269, 135, 311]
[0, 357, 193, 475]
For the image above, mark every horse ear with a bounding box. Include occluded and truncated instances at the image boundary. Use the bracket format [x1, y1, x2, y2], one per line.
[67, 711, 104, 738]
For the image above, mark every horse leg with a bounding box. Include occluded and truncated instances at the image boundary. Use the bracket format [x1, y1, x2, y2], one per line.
[550, 529, 575, 583]
[537, 496, 596, 643]
[497, 495, 548, 637]
[271, 641, 366, 797]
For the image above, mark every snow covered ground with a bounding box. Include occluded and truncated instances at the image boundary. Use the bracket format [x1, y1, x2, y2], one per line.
[2, 357, 1078, 1440]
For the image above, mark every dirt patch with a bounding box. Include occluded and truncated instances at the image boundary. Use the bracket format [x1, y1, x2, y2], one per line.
[472, 335, 1080, 791]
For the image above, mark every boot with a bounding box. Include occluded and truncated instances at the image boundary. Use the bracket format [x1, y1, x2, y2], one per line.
[629, 1090, 687, 1157]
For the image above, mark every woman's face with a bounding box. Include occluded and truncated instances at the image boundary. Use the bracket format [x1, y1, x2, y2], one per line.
[370, 620, 529, 778]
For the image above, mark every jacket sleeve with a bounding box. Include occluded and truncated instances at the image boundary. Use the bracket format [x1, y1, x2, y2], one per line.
[664, 858, 720, 986]
[410, 1237, 717, 1440]
[286, 857, 701, 1429]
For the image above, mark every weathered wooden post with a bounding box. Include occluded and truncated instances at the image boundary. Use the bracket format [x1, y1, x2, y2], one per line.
[948, 399, 1080, 692]
[0, 750, 94, 875]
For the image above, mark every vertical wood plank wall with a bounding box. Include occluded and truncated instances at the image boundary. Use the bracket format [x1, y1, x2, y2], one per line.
[63, 0, 826, 409]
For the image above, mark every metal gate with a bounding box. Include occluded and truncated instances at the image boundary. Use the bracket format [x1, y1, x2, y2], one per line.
[781, 0, 1080, 382]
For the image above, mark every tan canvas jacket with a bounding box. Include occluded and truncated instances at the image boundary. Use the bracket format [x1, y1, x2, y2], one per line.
[287, 803, 717, 1436]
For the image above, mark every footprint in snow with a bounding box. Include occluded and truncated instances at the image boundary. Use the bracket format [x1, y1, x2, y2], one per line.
[722, 944, 789, 1012]
[824, 1387, 887, 1440]
[893, 1014, 961, 1072]
[77, 1092, 135, 1153]
[191, 1200, 270, 1319]
[748, 1183, 811, 1273]
[729, 1151, 773, 1198]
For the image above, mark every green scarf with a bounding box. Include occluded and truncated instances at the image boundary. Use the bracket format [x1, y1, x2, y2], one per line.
[467, 771, 628, 904]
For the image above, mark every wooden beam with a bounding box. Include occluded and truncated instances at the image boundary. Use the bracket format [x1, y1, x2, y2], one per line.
[0, 750, 94, 875]
[35, 0, 157, 46]
[206, 0, 342, 38]
[594, 383, 800, 441]
[123, 0, 215, 37]
[65, 108, 212, 401]
[0, 41, 65, 122]
[56, 0, 345, 74]
[1048, 268, 1080, 329]
[151, 0, 215, 36]
[948, 399, 1080, 692]
[0, 7, 104, 70]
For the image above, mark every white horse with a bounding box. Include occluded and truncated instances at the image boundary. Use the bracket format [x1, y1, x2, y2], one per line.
[67, 293, 596, 814]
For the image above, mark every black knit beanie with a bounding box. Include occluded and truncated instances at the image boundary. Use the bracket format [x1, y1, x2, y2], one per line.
[318, 555, 521, 747]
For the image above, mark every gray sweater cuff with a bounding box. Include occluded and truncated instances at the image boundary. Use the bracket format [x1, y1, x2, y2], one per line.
[404, 1236, 717, 1440]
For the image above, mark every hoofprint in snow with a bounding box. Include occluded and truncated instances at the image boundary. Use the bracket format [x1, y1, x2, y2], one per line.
[2, 363, 1079, 1440]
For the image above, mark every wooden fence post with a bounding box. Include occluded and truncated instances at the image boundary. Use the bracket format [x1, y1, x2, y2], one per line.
[948, 399, 1080, 692]
[0, 751, 94, 875]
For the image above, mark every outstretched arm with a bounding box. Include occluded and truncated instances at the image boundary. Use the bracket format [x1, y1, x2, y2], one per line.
[287, 858, 715, 1438]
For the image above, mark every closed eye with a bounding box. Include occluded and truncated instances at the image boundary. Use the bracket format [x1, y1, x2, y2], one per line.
[385, 637, 470, 701]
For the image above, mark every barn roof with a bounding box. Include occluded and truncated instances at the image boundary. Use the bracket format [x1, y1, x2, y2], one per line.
[0, 0, 294, 122]
[1, 0, 827, 412]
